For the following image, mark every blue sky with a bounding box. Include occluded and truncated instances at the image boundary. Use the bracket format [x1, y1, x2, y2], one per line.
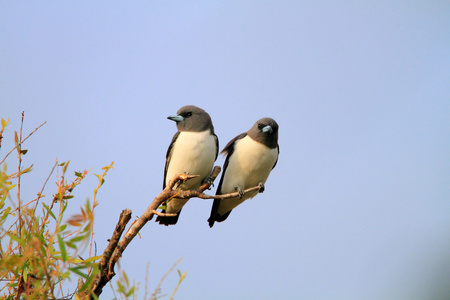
[1, 1, 449, 299]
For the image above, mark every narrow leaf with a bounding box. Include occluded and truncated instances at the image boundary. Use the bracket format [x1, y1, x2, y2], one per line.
[127, 286, 136, 297]
[58, 224, 67, 232]
[20, 164, 33, 174]
[1, 118, 9, 128]
[84, 255, 103, 263]
[69, 267, 88, 278]
[7, 234, 26, 247]
[58, 234, 67, 262]
[69, 235, 87, 243]
[80, 273, 97, 292]
[1, 207, 11, 222]
[42, 203, 57, 221]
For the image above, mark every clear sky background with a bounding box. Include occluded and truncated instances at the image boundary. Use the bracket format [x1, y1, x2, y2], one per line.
[1, 1, 449, 299]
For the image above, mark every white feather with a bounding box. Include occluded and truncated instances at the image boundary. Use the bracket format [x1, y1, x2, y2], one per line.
[218, 135, 278, 215]
[165, 130, 216, 213]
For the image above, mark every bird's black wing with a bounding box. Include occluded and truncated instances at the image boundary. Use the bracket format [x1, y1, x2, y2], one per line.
[208, 132, 247, 228]
[163, 131, 180, 189]
[213, 132, 219, 161]
[272, 144, 280, 169]
[157, 131, 180, 225]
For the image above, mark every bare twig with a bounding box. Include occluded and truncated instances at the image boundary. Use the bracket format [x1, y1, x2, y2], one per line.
[33, 160, 58, 214]
[169, 268, 186, 300]
[144, 262, 150, 300]
[151, 210, 178, 217]
[0, 121, 46, 166]
[152, 257, 183, 300]
[17, 112, 25, 239]
[0, 121, 6, 150]
[175, 185, 261, 200]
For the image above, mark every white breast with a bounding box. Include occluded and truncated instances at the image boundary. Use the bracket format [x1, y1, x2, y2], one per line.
[165, 130, 216, 213]
[217, 135, 278, 215]
[166, 130, 216, 189]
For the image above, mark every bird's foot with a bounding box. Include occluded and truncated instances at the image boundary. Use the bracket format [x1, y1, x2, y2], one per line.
[202, 175, 214, 189]
[258, 182, 265, 193]
[236, 187, 244, 199]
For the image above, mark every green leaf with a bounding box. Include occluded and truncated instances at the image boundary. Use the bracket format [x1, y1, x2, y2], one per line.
[58, 224, 67, 232]
[20, 149, 28, 155]
[1, 118, 10, 128]
[65, 241, 76, 249]
[1, 207, 11, 222]
[23, 270, 28, 283]
[69, 267, 88, 278]
[84, 255, 103, 263]
[122, 271, 129, 285]
[62, 161, 69, 174]
[14, 131, 19, 146]
[69, 235, 88, 243]
[42, 203, 57, 221]
[20, 164, 33, 174]
[117, 281, 125, 293]
[33, 232, 48, 248]
[80, 273, 97, 292]
[8, 233, 26, 247]
[58, 234, 67, 262]
[127, 286, 136, 297]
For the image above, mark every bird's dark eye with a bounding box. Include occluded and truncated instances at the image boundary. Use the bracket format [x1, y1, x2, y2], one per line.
[186, 112, 192, 117]
[258, 123, 264, 129]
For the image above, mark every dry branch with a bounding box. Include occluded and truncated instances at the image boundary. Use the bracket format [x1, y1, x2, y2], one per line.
[152, 210, 177, 217]
[90, 165, 264, 298]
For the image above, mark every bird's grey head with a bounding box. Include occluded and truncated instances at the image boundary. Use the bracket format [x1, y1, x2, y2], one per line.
[168, 105, 214, 133]
[247, 117, 279, 148]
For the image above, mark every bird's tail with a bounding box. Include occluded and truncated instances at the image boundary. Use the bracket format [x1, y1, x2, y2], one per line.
[208, 199, 232, 228]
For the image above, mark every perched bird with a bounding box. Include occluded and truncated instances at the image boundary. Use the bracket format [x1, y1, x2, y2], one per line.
[156, 105, 218, 225]
[208, 117, 279, 227]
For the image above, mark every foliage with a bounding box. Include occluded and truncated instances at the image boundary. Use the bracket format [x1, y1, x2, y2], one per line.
[0, 116, 186, 299]
[0, 117, 108, 299]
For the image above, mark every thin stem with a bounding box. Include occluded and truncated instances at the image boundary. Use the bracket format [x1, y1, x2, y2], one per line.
[17, 112, 24, 246]
[0, 121, 46, 166]
[33, 160, 58, 214]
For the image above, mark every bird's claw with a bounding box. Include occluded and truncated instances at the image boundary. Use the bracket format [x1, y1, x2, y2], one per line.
[258, 182, 265, 193]
[236, 187, 244, 199]
[202, 176, 214, 189]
